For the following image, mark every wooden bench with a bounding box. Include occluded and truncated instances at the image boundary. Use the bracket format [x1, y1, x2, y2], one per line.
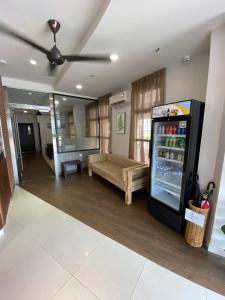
[88, 153, 149, 205]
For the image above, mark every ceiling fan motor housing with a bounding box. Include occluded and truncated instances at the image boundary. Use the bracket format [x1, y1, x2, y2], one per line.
[47, 45, 65, 65]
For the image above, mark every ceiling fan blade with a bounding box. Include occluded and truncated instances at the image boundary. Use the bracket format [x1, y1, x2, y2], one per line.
[64, 54, 111, 63]
[47, 62, 57, 76]
[0, 23, 49, 55]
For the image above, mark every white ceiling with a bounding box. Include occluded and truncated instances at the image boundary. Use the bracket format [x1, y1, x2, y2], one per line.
[0, 0, 108, 85]
[1, 0, 225, 98]
[8, 88, 50, 106]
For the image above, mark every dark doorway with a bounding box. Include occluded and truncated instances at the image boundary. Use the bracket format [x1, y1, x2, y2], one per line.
[18, 123, 36, 154]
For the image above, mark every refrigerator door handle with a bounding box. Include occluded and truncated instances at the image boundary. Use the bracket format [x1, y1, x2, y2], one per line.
[149, 140, 152, 158]
[186, 172, 194, 186]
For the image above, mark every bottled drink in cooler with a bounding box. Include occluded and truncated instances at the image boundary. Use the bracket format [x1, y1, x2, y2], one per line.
[172, 137, 176, 147]
[172, 125, 177, 135]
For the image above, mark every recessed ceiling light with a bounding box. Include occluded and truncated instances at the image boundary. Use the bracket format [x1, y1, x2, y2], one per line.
[30, 59, 37, 65]
[75, 84, 82, 90]
[28, 92, 32, 95]
[110, 54, 119, 61]
[24, 110, 28, 113]
[62, 97, 67, 101]
[55, 100, 59, 104]
[0, 59, 7, 65]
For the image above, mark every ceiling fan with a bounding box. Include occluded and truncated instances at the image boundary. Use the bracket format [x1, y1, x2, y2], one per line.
[0, 19, 111, 75]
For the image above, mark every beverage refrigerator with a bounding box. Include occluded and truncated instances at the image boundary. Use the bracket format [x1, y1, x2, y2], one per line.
[148, 100, 205, 232]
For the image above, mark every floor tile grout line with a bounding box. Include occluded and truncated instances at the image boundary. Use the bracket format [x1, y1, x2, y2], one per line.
[9, 188, 225, 299]
[0, 215, 53, 280]
[72, 276, 101, 300]
[11, 189, 104, 299]
[9, 205, 109, 289]
[3, 215, 75, 282]
[10, 203, 222, 299]
[6, 209, 86, 299]
[10, 186, 108, 241]
[7, 211, 75, 277]
[21, 217, 107, 278]
[50, 275, 73, 300]
[129, 260, 147, 300]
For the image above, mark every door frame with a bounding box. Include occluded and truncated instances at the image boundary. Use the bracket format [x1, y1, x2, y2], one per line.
[18, 122, 36, 154]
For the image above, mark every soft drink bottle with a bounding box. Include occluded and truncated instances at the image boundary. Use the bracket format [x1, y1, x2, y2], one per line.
[172, 125, 177, 135]
[158, 126, 162, 134]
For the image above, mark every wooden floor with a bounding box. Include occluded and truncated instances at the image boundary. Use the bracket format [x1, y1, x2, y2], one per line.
[20, 153, 225, 296]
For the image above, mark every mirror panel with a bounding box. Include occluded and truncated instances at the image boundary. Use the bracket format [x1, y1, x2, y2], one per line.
[53, 94, 99, 153]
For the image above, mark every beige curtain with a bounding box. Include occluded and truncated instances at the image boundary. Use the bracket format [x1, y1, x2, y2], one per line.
[68, 112, 76, 138]
[86, 102, 98, 137]
[129, 68, 165, 164]
[99, 94, 111, 153]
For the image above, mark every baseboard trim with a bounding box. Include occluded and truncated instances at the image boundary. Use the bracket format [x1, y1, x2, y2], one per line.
[208, 242, 225, 258]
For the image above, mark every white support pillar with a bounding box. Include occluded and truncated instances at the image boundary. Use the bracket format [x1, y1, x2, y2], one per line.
[198, 24, 225, 256]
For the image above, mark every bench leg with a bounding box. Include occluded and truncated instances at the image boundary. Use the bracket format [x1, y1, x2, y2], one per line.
[88, 168, 92, 176]
[125, 190, 132, 205]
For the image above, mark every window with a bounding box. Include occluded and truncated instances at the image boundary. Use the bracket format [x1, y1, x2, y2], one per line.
[98, 95, 111, 153]
[129, 70, 165, 164]
[86, 102, 98, 137]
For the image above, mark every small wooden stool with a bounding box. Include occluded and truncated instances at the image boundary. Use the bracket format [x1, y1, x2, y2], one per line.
[61, 160, 83, 178]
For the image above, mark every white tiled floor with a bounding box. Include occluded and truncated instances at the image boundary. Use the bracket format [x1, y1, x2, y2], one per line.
[0, 186, 224, 300]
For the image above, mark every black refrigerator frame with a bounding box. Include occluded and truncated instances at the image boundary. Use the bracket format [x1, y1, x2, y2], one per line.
[148, 99, 205, 232]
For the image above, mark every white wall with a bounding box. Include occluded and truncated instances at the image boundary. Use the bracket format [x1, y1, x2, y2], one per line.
[111, 52, 209, 157]
[165, 51, 209, 103]
[3, 89, 19, 184]
[37, 115, 52, 155]
[111, 87, 131, 156]
[16, 113, 40, 152]
[197, 25, 225, 256]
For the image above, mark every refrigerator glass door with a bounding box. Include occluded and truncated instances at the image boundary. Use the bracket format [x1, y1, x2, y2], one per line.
[151, 120, 187, 211]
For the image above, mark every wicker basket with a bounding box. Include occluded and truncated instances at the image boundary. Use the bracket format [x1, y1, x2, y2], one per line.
[184, 200, 209, 248]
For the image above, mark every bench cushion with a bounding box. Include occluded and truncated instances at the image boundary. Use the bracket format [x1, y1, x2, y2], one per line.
[91, 161, 124, 185]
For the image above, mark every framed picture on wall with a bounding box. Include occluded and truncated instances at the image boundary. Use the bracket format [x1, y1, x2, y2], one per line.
[116, 112, 126, 134]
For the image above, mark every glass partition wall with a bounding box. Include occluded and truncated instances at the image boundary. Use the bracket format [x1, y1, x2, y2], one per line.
[53, 94, 99, 153]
